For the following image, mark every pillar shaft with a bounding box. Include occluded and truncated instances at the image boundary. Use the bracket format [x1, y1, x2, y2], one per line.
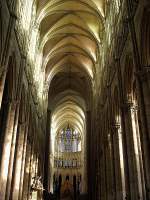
[108, 133, 116, 200]
[0, 102, 17, 199]
[86, 111, 92, 200]
[124, 103, 143, 199]
[22, 140, 32, 200]
[126, 1, 150, 198]
[18, 122, 29, 200]
[27, 138, 35, 200]
[5, 104, 20, 200]
[43, 109, 51, 199]
[10, 123, 26, 200]
[5, 55, 25, 200]
[116, 58, 132, 199]
[136, 70, 150, 199]
[0, 13, 16, 110]
[112, 124, 126, 199]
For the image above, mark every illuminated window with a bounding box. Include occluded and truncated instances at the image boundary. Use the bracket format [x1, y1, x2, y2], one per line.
[57, 125, 81, 153]
[54, 125, 82, 169]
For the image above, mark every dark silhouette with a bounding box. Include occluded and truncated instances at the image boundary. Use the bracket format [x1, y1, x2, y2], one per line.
[58, 174, 62, 198]
[73, 175, 77, 200]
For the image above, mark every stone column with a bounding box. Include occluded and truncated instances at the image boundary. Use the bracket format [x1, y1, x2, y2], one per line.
[91, 109, 97, 199]
[22, 139, 32, 200]
[99, 113, 108, 200]
[130, 104, 145, 199]
[116, 58, 131, 199]
[99, 146, 104, 200]
[105, 138, 111, 200]
[104, 141, 108, 200]
[43, 109, 51, 199]
[0, 66, 7, 109]
[97, 158, 101, 200]
[10, 122, 26, 200]
[108, 132, 116, 200]
[126, 1, 150, 198]
[0, 12, 16, 110]
[136, 69, 150, 199]
[5, 56, 25, 200]
[112, 123, 126, 200]
[37, 159, 43, 200]
[18, 119, 29, 200]
[0, 101, 17, 199]
[27, 138, 35, 200]
[123, 102, 143, 199]
[86, 110, 92, 200]
[138, 68, 150, 139]
[5, 104, 20, 200]
[95, 121, 101, 200]
[105, 132, 116, 200]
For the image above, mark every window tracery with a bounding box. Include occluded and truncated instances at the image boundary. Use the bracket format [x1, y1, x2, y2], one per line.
[57, 126, 81, 153]
[54, 125, 82, 169]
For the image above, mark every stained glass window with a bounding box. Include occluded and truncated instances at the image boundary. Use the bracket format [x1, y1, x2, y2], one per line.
[57, 125, 81, 153]
[54, 125, 82, 169]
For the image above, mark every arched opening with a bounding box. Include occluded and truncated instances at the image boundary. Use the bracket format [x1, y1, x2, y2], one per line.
[47, 68, 91, 198]
[1, 0, 150, 200]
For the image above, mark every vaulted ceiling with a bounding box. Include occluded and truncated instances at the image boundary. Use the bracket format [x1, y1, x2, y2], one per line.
[36, 0, 105, 135]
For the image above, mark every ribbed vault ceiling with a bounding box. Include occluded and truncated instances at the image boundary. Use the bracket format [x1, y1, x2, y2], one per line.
[37, 0, 105, 135]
